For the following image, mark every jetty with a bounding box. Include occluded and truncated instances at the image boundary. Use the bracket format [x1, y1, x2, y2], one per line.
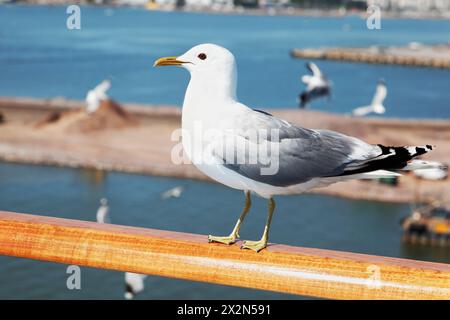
[0, 96, 449, 204]
[290, 44, 450, 69]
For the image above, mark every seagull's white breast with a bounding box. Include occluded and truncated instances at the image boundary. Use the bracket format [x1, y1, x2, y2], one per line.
[181, 99, 249, 191]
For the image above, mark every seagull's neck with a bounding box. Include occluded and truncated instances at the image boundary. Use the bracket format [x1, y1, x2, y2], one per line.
[180, 69, 239, 164]
[182, 70, 238, 123]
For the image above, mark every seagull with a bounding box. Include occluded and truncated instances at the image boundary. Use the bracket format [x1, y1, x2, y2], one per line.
[85, 79, 111, 114]
[96, 198, 110, 224]
[124, 272, 147, 300]
[352, 80, 387, 117]
[161, 186, 184, 200]
[154, 44, 440, 252]
[299, 62, 331, 108]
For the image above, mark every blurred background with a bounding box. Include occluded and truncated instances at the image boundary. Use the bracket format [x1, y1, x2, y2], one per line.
[0, 1, 449, 299]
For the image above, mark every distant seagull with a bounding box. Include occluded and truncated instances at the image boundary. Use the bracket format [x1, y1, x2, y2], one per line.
[352, 80, 387, 117]
[96, 198, 110, 224]
[86, 79, 111, 114]
[124, 272, 147, 300]
[161, 186, 184, 200]
[299, 62, 331, 108]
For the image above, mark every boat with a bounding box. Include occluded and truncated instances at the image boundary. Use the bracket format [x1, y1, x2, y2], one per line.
[413, 161, 448, 181]
[401, 202, 450, 247]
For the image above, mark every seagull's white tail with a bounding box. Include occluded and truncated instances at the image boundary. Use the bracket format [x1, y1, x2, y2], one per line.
[360, 170, 401, 178]
[357, 159, 447, 180]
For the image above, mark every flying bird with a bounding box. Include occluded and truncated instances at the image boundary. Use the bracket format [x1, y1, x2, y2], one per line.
[124, 273, 147, 300]
[96, 198, 110, 224]
[154, 44, 439, 252]
[299, 62, 331, 108]
[86, 79, 111, 114]
[352, 80, 387, 117]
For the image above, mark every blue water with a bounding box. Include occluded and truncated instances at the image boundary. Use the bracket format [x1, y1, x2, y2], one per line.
[0, 163, 449, 299]
[0, 5, 449, 118]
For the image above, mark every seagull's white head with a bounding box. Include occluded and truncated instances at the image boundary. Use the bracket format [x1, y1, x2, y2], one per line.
[154, 44, 238, 101]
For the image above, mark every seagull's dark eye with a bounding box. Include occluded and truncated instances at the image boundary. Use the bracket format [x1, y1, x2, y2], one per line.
[198, 53, 207, 60]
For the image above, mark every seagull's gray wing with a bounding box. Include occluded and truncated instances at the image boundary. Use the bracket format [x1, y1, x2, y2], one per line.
[216, 109, 382, 187]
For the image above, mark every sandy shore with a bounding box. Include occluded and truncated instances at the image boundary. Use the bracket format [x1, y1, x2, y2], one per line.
[0, 96, 449, 204]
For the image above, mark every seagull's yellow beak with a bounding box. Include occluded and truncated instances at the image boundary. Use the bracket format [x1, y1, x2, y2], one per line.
[153, 56, 187, 67]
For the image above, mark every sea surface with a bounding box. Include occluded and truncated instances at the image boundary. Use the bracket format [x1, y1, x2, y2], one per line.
[0, 5, 449, 299]
[0, 5, 449, 118]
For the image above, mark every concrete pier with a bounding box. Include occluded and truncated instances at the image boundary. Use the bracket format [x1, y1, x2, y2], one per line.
[291, 44, 450, 69]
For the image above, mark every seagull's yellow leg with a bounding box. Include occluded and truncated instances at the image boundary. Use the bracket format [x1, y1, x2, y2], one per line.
[241, 197, 275, 253]
[208, 191, 251, 245]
